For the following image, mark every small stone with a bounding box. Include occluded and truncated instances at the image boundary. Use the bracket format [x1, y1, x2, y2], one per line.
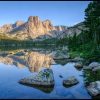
[74, 62, 83, 69]
[63, 76, 79, 87]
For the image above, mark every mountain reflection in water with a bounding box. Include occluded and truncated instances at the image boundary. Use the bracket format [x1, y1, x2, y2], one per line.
[27, 52, 54, 72]
[0, 48, 67, 72]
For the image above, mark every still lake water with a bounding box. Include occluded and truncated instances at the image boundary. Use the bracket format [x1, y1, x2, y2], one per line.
[0, 49, 91, 99]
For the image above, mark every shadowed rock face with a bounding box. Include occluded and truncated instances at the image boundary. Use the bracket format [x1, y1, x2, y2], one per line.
[55, 26, 67, 31]
[14, 21, 25, 28]
[0, 16, 84, 40]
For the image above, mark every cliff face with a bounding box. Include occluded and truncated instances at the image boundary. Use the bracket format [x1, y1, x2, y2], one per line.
[26, 16, 55, 38]
[0, 16, 84, 40]
[0, 24, 13, 33]
[0, 21, 25, 33]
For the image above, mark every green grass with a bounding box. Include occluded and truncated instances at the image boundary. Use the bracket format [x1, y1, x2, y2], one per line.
[84, 69, 100, 84]
[69, 41, 100, 62]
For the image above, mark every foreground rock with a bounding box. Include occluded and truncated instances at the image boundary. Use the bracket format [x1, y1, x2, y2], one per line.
[19, 69, 54, 93]
[74, 62, 83, 70]
[86, 81, 100, 97]
[89, 62, 100, 69]
[63, 76, 79, 87]
[83, 62, 100, 71]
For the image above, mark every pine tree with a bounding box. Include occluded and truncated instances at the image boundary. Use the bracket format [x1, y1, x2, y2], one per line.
[84, 1, 100, 48]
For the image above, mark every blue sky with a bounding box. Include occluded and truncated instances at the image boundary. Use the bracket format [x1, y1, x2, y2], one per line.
[0, 1, 90, 27]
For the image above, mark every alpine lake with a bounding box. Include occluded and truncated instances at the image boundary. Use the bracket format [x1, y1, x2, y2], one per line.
[0, 46, 92, 99]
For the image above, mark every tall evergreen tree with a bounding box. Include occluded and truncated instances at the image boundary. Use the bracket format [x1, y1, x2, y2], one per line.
[84, 1, 100, 48]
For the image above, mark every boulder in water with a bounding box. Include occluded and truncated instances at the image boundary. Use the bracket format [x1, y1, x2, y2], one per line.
[74, 62, 83, 69]
[83, 62, 100, 72]
[86, 81, 100, 97]
[63, 76, 79, 87]
[19, 69, 54, 93]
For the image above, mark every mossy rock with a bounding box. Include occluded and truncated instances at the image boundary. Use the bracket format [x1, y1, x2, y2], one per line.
[19, 81, 54, 93]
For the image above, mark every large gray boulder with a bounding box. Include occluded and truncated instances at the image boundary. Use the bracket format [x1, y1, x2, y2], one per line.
[89, 62, 100, 69]
[87, 81, 100, 96]
[83, 62, 100, 71]
[19, 69, 54, 87]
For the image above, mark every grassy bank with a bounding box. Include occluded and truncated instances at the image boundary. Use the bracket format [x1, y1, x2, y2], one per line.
[68, 41, 100, 63]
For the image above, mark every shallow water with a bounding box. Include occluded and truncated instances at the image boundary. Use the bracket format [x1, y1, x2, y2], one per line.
[0, 49, 91, 99]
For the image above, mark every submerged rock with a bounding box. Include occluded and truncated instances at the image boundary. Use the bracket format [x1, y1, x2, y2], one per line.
[86, 81, 100, 97]
[63, 76, 79, 87]
[19, 69, 54, 93]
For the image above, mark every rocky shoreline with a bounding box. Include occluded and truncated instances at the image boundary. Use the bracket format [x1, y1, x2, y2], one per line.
[57, 56, 100, 98]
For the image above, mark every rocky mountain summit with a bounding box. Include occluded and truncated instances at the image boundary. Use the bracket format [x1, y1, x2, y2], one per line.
[0, 16, 85, 40]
